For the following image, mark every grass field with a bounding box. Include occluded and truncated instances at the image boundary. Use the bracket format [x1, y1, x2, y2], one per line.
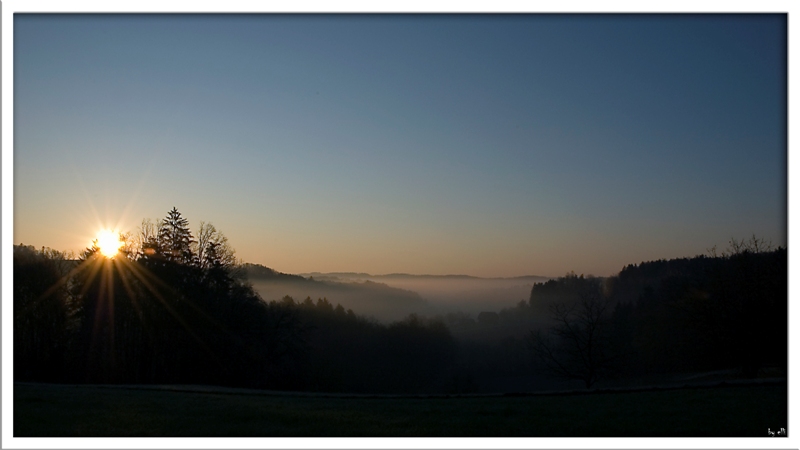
[14, 381, 787, 437]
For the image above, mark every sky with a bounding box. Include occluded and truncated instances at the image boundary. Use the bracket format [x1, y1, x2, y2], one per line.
[12, 14, 787, 278]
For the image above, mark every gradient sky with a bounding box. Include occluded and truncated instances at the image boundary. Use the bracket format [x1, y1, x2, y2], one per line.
[13, 14, 787, 278]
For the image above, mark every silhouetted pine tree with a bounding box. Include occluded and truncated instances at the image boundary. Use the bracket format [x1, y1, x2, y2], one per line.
[158, 207, 195, 264]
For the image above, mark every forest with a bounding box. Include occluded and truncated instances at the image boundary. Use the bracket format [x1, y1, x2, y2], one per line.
[13, 208, 787, 394]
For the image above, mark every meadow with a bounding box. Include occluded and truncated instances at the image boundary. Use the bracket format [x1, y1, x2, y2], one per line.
[14, 381, 786, 437]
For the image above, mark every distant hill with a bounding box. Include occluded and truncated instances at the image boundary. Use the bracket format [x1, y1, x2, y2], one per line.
[244, 266, 552, 320]
[244, 264, 428, 322]
[301, 272, 551, 283]
[242, 263, 309, 282]
[302, 271, 373, 279]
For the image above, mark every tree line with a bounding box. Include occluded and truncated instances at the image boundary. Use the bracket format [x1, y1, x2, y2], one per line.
[398, 236, 786, 391]
[518, 236, 786, 388]
[14, 215, 786, 393]
[13, 207, 457, 393]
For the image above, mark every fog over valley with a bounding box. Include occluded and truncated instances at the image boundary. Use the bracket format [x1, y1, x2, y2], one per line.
[312, 272, 548, 312]
[247, 266, 552, 322]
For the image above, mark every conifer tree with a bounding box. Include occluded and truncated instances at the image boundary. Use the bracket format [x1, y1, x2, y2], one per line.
[158, 207, 195, 264]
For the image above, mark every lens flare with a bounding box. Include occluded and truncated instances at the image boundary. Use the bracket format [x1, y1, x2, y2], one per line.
[96, 229, 123, 258]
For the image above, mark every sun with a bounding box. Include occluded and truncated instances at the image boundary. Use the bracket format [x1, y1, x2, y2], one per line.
[96, 229, 123, 258]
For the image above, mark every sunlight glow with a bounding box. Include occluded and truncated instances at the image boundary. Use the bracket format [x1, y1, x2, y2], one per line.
[96, 229, 123, 258]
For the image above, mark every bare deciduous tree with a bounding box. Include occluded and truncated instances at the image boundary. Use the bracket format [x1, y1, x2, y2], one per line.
[134, 218, 159, 258]
[192, 221, 236, 269]
[707, 233, 774, 258]
[528, 278, 615, 389]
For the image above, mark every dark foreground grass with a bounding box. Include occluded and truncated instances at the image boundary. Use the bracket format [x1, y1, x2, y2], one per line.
[14, 381, 786, 437]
